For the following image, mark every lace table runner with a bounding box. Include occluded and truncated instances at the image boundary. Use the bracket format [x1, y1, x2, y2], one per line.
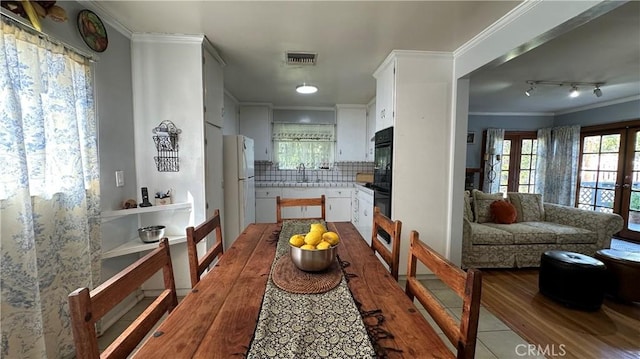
[247, 220, 376, 358]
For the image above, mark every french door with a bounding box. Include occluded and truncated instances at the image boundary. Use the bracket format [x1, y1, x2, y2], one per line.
[578, 125, 640, 242]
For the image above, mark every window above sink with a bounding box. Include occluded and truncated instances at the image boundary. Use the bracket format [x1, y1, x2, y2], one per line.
[272, 123, 335, 170]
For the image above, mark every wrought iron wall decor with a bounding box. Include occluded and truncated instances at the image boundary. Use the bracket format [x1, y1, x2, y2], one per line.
[152, 120, 181, 172]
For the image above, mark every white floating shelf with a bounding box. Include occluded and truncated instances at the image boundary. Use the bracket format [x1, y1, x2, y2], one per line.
[102, 235, 187, 259]
[101, 202, 191, 223]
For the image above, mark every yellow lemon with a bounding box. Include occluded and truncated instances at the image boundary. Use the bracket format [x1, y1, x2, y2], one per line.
[289, 234, 305, 247]
[322, 231, 340, 246]
[316, 241, 331, 250]
[300, 244, 316, 250]
[304, 231, 323, 246]
[310, 223, 326, 234]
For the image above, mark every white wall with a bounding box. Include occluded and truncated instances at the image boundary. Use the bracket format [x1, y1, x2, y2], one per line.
[223, 91, 240, 135]
[391, 51, 454, 274]
[131, 34, 206, 225]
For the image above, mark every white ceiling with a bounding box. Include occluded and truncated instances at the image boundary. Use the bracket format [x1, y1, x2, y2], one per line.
[468, 0, 640, 114]
[92, 1, 639, 114]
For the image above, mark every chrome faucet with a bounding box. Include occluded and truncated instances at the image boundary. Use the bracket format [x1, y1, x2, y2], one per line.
[297, 163, 307, 182]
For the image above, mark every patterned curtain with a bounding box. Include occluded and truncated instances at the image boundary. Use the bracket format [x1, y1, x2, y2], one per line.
[482, 128, 504, 193]
[535, 128, 552, 195]
[536, 126, 580, 206]
[1, 19, 101, 358]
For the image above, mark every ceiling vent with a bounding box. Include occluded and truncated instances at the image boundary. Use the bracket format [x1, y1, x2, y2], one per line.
[286, 51, 317, 65]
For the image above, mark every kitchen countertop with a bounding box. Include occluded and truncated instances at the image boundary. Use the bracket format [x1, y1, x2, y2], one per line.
[353, 182, 374, 195]
[255, 181, 355, 188]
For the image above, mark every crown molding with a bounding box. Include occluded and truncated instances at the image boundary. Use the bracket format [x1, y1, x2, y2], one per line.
[374, 50, 453, 78]
[469, 112, 555, 117]
[239, 102, 274, 109]
[272, 106, 335, 111]
[131, 33, 204, 44]
[453, 1, 539, 59]
[555, 95, 640, 115]
[469, 95, 640, 117]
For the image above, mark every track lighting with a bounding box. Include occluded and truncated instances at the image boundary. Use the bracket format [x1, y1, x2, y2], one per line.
[594, 86, 603, 98]
[525, 87, 535, 97]
[569, 86, 580, 98]
[524, 80, 605, 99]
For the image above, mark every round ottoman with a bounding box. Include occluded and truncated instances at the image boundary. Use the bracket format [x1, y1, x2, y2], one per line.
[595, 249, 640, 303]
[539, 250, 607, 311]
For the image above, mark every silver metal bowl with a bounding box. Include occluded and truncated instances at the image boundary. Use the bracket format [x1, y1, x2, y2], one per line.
[138, 225, 165, 243]
[289, 243, 338, 272]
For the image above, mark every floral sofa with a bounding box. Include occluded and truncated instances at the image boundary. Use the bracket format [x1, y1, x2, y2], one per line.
[462, 190, 624, 269]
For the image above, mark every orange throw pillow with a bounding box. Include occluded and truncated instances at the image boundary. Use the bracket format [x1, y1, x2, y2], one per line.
[490, 200, 517, 224]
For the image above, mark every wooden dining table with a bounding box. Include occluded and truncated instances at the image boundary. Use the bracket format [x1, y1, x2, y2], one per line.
[133, 222, 452, 358]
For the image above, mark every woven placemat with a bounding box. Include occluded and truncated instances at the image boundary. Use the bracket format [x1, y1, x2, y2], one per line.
[271, 255, 342, 294]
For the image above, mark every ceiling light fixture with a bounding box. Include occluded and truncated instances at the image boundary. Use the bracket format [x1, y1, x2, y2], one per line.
[524, 80, 605, 99]
[569, 86, 580, 98]
[296, 83, 318, 94]
[524, 86, 535, 97]
[593, 86, 603, 98]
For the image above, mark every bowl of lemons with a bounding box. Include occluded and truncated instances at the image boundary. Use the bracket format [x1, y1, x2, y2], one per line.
[289, 223, 340, 272]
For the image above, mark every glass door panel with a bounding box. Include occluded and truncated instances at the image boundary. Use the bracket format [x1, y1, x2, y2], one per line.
[577, 133, 620, 213]
[620, 130, 640, 240]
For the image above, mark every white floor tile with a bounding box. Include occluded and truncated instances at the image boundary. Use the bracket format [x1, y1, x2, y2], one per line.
[479, 330, 545, 359]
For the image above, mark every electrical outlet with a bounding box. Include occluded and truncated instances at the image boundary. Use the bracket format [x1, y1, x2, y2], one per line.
[115, 171, 124, 187]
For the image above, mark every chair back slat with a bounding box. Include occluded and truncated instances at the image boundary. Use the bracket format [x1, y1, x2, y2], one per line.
[405, 230, 482, 359]
[276, 195, 326, 223]
[371, 207, 402, 280]
[186, 209, 224, 287]
[102, 290, 174, 358]
[68, 238, 178, 359]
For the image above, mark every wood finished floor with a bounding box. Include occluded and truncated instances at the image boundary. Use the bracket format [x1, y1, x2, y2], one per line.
[481, 269, 640, 359]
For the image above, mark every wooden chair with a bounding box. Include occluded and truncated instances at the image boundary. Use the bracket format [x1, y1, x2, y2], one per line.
[276, 195, 326, 223]
[405, 230, 482, 359]
[68, 238, 178, 359]
[186, 209, 224, 287]
[371, 206, 402, 280]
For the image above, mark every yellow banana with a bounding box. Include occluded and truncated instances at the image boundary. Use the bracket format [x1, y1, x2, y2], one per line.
[21, 0, 42, 31]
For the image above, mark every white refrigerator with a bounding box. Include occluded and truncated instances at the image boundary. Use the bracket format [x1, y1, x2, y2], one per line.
[223, 135, 256, 249]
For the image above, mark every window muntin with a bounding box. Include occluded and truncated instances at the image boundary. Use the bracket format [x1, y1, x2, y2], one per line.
[577, 133, 620, 213]
[490, 132, 537, 193]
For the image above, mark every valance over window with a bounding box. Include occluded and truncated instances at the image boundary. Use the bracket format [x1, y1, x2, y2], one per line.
[272, 123, 335, 141]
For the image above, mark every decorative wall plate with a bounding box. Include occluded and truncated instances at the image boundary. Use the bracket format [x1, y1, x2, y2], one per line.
[77, 9, 108, 52]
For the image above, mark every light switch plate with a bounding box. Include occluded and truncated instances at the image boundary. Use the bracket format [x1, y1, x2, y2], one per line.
[115, 170, 124, 187]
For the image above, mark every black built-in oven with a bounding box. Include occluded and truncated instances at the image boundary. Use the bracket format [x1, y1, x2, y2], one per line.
[373, 126, 393, 243]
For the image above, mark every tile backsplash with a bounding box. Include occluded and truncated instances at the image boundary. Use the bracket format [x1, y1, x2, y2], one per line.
[255, 161, 374, 182]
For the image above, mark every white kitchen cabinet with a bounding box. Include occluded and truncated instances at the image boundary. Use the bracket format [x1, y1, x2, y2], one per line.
[239, 105, 271, 161]
[204, 43, 225, 220]
[281, 188, 325, 219]
[366, 101, 376, 160]
[204, 44, 224, 128]
[255, 187, 282, 223]
[354, 186, 374, 244]
[373, 59, 395, 131]
[325, 188, 353, 222]
[336, 105, 367, 161]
